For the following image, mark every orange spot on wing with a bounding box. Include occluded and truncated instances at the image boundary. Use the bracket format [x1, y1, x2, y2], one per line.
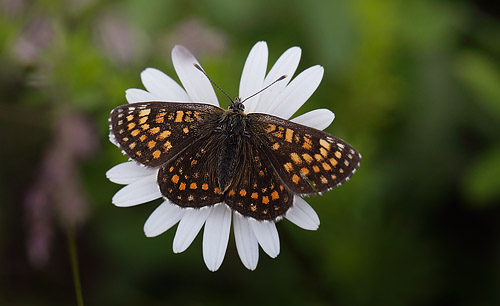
[157, 130, 171, 140]
[179, 182, 186, 190]
[139, 116, 148, 124]
[320, 139, 331, 150]
[285, 129, 294, 143]
[262, 196, 269, 205]
[152, 150, 161, 159]
[284, 162, 294, 172]
[320, 147, 328, 157]
[271, 190, 279, 200]
[265, 124, 276, 133]
[251, 192, 258, 199]
[272, 131, 283, 138]
[163, 141, 172, 152]
[190, 183, 197, 189]
[302, 153, 313, 163]
[175, 111, 184, 122]
[322, 162, 332, 171]
[147, 140, 156, 149]
[314, 154, 323, 161]
[139, 109, 151, 117]
[290, 153, 302, 165]
[171, 175, 179, 184]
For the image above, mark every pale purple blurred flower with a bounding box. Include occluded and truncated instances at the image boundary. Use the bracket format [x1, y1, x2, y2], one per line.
[24, 112, 98, 267]
[94, 11, 149, 65]
[11, 16, 54, 65]
[161, 18, 227, 59]
[0, 0, 28, 17]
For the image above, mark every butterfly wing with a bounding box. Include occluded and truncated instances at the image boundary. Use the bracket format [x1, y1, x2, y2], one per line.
[109, 102, 224, 167]
[249, 113, 361, 195]
[223, 139, 293, 220]
[157, 134, 225, 208]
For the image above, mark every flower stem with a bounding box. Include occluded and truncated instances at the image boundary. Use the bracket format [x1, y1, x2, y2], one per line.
[66, 226, 84, 306]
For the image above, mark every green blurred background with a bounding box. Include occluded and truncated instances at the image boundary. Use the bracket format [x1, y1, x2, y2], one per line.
[1, 0, 500, 305]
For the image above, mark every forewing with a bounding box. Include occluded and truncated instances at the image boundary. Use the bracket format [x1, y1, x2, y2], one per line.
[224, 140, 293, 221]
[109, 102, 223, 167]
[157, 135, 224, 208]
[249, 113, 361, 195]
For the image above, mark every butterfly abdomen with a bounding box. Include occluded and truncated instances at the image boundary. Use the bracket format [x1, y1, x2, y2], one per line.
[217, 112, 248, 192]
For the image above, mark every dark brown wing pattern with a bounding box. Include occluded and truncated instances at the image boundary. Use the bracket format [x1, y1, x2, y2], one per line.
[109, 102, 223, 167]
[223, 140, 293, 220]
[157, 136, 224, 208]
[249, 113, 361, 195]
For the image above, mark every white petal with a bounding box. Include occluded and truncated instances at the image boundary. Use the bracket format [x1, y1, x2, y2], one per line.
[173, 206, 211, 253]
[109, 131, 119, 146]
[112, 174, 161, 207]
[140, 68, 191, 102]
[202, 204, 231, 271]
[239, 41, 268, 113]
[249, 219, 280, 258]
[106, 161, 156, 185]
[233, 212, 259, 270]
[144, 200, 185, 237]
[171, 45, 219, 106]
[267, 65, 324, 119]
[291, 109, 335, 131]
[125, 88, 159, 103]
[257, 47, 301, 113]
[286, 196, 320, 230]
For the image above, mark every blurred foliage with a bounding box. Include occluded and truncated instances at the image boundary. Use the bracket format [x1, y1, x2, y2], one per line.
[1, 0, 500, 305]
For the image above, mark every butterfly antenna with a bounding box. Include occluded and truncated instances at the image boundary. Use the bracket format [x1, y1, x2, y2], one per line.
[241, 75, 287, 103]
[193, 63, 233, 103]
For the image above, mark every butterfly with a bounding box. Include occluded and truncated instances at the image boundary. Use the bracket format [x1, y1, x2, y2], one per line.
[109, 95, 361, 221]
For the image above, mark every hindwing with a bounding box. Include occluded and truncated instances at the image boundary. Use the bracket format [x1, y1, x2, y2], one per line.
[157, 135, 224, 208]
[223, 139, 293, 220]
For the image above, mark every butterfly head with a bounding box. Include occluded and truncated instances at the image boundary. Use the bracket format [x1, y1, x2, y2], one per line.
[193, 63, 287, 114]
[228, 97, 245, 113]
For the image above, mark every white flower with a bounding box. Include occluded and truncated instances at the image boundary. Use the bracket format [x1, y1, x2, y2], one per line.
[106, 41, 335, 271]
